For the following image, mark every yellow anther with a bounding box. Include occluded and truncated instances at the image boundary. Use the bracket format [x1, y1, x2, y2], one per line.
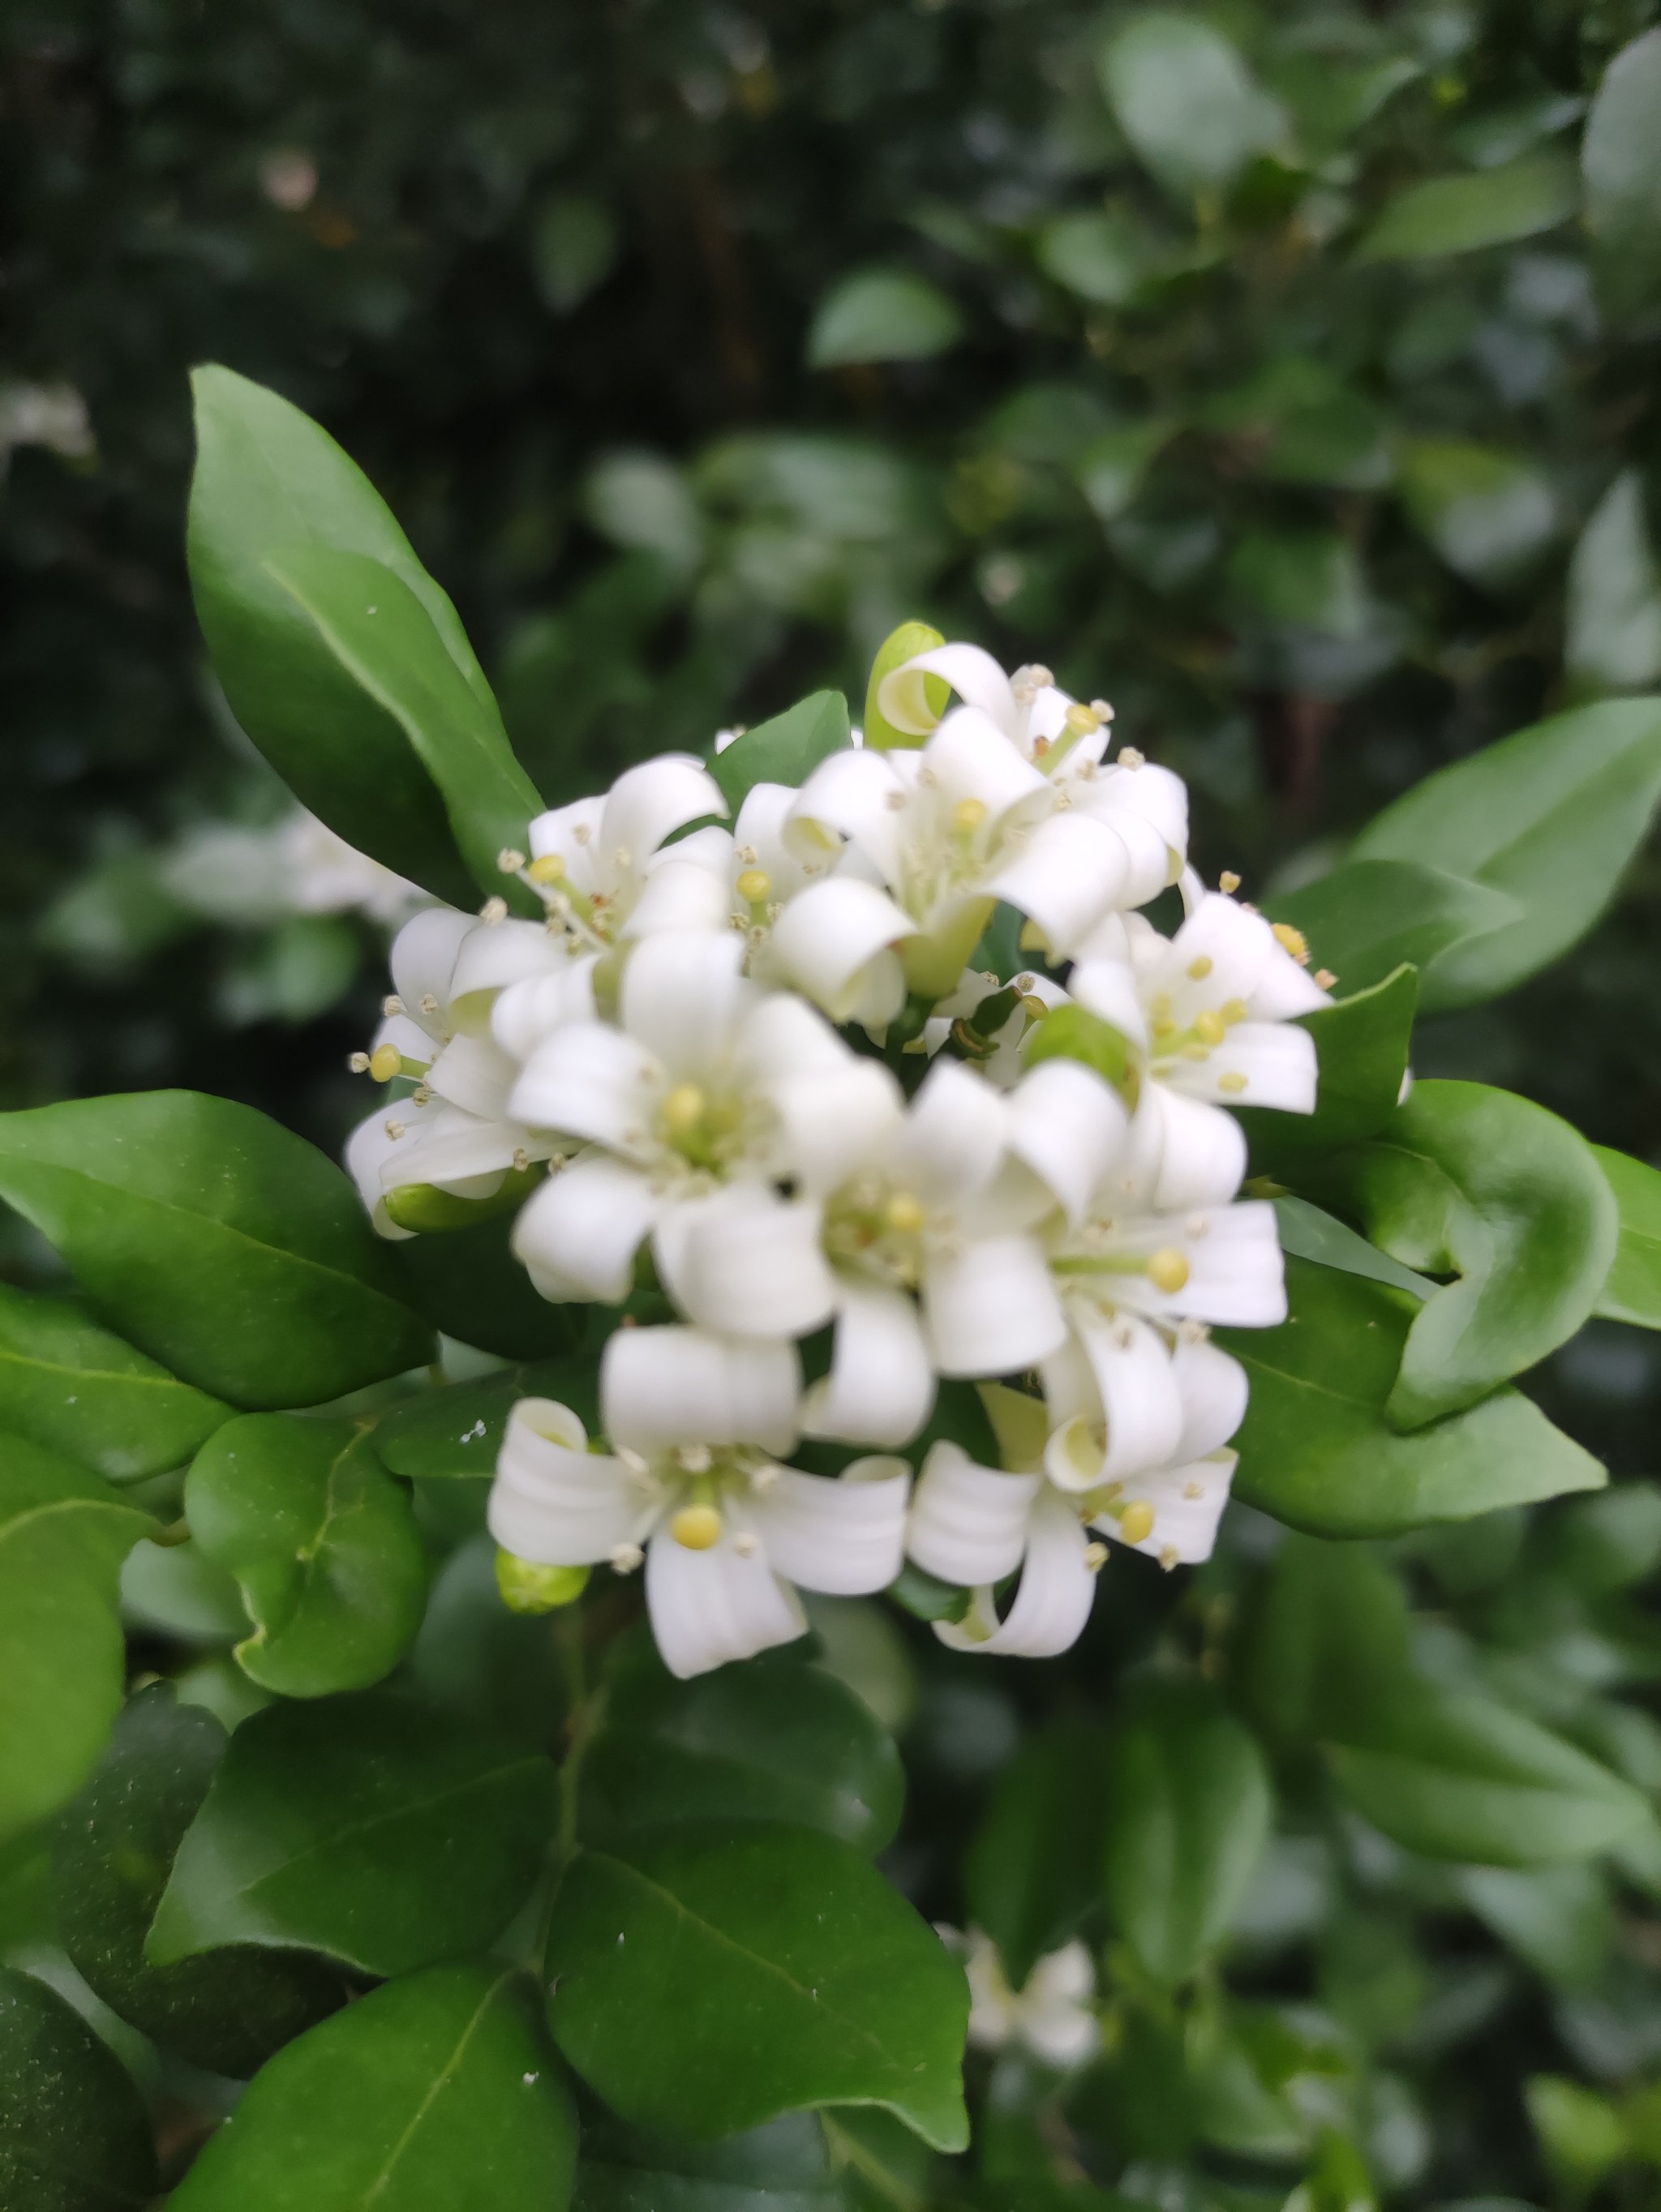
[479, 897, 509, 926]
[1119, 1500, 1156, 1545]
[660, 1083, 706, 1135]
[1147, 1247, 1191, 1294]
[1315, 967, 1337, 990]
[1271, 921, 1310, 964]
[1194, 1010, 1226, 1046]
[1152, 1017, 1177, 1040]
[1219, 871, 1241, 894]
[1187, 956, 1212, 981]
[382, 995, 405, 1017]
[1218, 1071, 1248, 1095]
[1184, 1481, 1205, 1500]
[885, 1192, 927, 1236]
[670, 1503, 723, 1550]
[1159, 1544, 1180, 1571]
[1149, 992, 1172, 1022]
[1117, 745, 1145, 769]
[1221, 998, 1247, 1026]
[348, 1051, 371, 1074]
[1064, 702, 1101, 735]
[368, 1042, 402, 1083]
[952, 796, 987, 834]
[526, 852, 567, 885]
[1083, 1541, 1109, 1571]
[736, 868, 771, 904]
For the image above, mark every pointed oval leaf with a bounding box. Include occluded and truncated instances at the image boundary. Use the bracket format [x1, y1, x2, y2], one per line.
[53, 1687, 343, 2076]
[0, 1434, 153, 1843]
[0, 1282, 230, 1482]
[0, 1092, 433, 1408]
[148, 1691, 558, 1978]
[167, 1963, 577, 2212]
[1592, 1145, 1661, 1328]
[573, 2110, 844, 2212]
[806, 273, 962, 369]
[1565, 473, 1661, 695]
[0, 1966, 157, 2212]
[547, 1824, 969, 2153]
[186, 1415, 428, 1696]
[708, 692, 851, 814]
[1238, 965, 1418, 1167]
[964, 1718, 1114, 1989]
[1582, 28, 1661, 253]
[1352, 697, 1661, 1009]
[1355, 153, 1577, 261]
[1217, 1258, 1605, 1537]
[1264, 864, 1517, 1002]
[1098, 13, 1285, 196]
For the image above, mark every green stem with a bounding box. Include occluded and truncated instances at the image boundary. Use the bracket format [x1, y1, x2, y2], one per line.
[534, 1603, 605, 1970]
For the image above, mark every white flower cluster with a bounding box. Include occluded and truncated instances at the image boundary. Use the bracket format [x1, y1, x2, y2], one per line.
[348, 641, 1332, 1678]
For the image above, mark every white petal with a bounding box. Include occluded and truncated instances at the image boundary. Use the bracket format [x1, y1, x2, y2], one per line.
[391, 1110, 534, 1194]
[984, 812, 1130, 959]
[509, 1021, 661, 1156]
[770, 1058, 905, 1197]
[801, 1273, 936, 1448]
[1165, 1023, 1317, 1116]
[390, 907, 473, 1033]
[908, 1441, 1039, 1585]
[1065, 958, 1150, 1051]
[602, 1327, 800, 1455]
[1046, 1313, 1185, 1488]
[748, 1460, 910, 1595]
[529, 796, 605, 886]
[512, 1155, 657, 1302]
[785, 749, 908, 881]
[600, 755, 727, 881]
[1006, 1060, 1129, 1227]
[620, 928, 749, 1079]
[1019, 1943, 1099, 2068]
[1093, 757, 1188, 858]
[646, 1525, 805, 1678]
[892, 1058, 1009, 1207]
[489, 1399, 650, 1564]
[424, 1032, 518, 1121]
[490, 957, 600, 1062]
[923, 1234, 1067, 1378]
[655, 1185, 837, 1338]
[624, 854, 733, 940]
[878, 642, 1018, 739]
[345, 1093, 442, 1238]
[768, 877, 917, 1022]
[1100, 1448, 1236, 1568]
[1170, 1340, 1249, 1460]
[732, 783, 805, 884]
[936, 1489, 1097, 1659]
[448, 920, 570, 1032]
[1168, 1202, 1286, 1327]
[925, 706, 1051, 824]
[1130, 1087, 1248, 1211]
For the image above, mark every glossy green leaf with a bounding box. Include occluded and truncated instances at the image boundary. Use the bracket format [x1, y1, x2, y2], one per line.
[1238, 966, 1417, 1164]
[1076, 421, 1175, 522]
[148, 1691, 558, 1978]
[1565, 473, 1661, 695]
[52, 1686, 342, 2075]
[1266, 864, 1517, 1002]
[0, 1281, 230, 1482]
[1592, 1144, 1661, 1327]
[1200, 360, 1390, 491]
[1397, 439, 1556, 587]
[1582, 28, 1661, 276]
[1317, 1081, 1618, 1427]
[1099, 13, 1285, 197]
[186, 1414, 428, 1696]
[1329, 1687, 1648, 1866]
[547, 1824, 969, 2151]
[574, 2110, 845, 2212]
[189, 364, 485, 904]
[585, 1646, 903, 1854]
[373, 1357, 591, 1480]
[1218, 1258, 1604, 1538]
[390, 1210, 573, 1361]
[1037, 212, 1147, 307]
[1269, 1198, 1431, 1301]
[584, 452, 703, 571]
[1352, 697, 1661, 1008]
[168, 1963, 577, 2212]
[806, 272, 962, 369]
[0, 1434, 152, 1843]
[267, 545, 543, 908]
[963, 1718, 1113, 1988]
[531, 191, 620, 315]
[709, 692, 852, 814]
[1102, 1681, 1271, 1989]
[0, 1091, 433, 1408]
[1233, 1536, 1414, 1747]
[0, 1966, 157, 2212]
[1356, 153, 1577, 261]
[1457, 1862, 1615, 1990]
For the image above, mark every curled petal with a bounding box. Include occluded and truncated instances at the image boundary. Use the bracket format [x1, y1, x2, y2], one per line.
[1164, 1022, 1317, 1117]
[1122, 1087, 1247, 1211]
[785, 750, 907, 881]
[509, 1022, 660, 1157]
[923, 1234, 1067, 1378]
[655, 1185, 837, 1339]
[602, 1326, 800, 1456]
[908, 1441, 1038, 1586]
[771, 1058, 905, 1198]
[1006, 1059, 1128, 1227]
[345, 1092, 443, 1238]
[512, 1155, 656, 1303]
[390, 907, 473, 1034]
[748, 1460, 910, 1595]
[1170, 1339, 1249, 1460]
[925, 706, 1051, 825]
[984, 812, 1131, 960]
[529, 795, 605, 886]
[801, 1273, 936, 1449]
[490, 957, 600, 1062]
[620, 928, 749, 1079]
[424, 1033, 518, 1121]
[894, 1058, 1009, 1207]
[1065, 958, 1149, 1051]
[879, 642, 1019, 739]
[1097, 1448, 1236, 1569]
[601, 754, 728, 877]
[1048, 1313, 1184, 1489]
[489, 1399, 652, 1564]
[1169, 1201, 1286, 1327]
[768, 877, 917, 1024]
[624, 854, 733, 940]
[646, 1525, 805, 1679]
[936, 1489, 1097, 1659]
[390, 1109, 535, 1196]
[448, 920, 570, 1033]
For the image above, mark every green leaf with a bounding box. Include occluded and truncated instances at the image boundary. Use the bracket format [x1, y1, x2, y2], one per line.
[189, 365, 486, 904]
[267, 545, 543, 908]
[0, 1966, 157, 2212]
[1582, 28, 1661, 294]
[584, 452, 703, 572]
[186, 1415, 428, 1696]
[0, 1282, 230, 1482]
[1313, 1081, 1618, 1427]
[1099, 12, 1285, 197]
[1352, 697, 1661, 1009]
[1265, 864, 1517, 1002]
[1527, 2073, 1630, 2189]
[806, 272, 963, 369]
[390, 1210, 573, 1361]
[574, 2110, 845, 2212]
[1355, 152, 1577, 261]
[963, 1718, 1114, 1988]
[1330, 1687, 1648, 1865]
[52, 1686, 342, 2075]
[1233, 1536, 1414, 1747]
[0, 1092, 433, 1408]
[546, 1824, 969, 2152]
[1218, 1258, 1605, 1538]
[1200, 360, 1390, 491]
[1269, 1198, 1431, 1301]
[148, 1691, 558, 1978]
[1397, 440, 1557, 587]
[1036, 212, 1147, 307]
[0, 1434, 152, 1844]
[1592, 1144, 1661, 1327]
[1457, 1862, 1614, 1990]
[531, 192, 620, 315]
[709, 692, 852, 813]
[373, 1358, 591, 1480]
[1566, 473, 1661, 696]
[1102, 1681, 1271, 1989]
[1226, 529, 1367, 637]
[585, 1646, 903, 1854]
[1238, 966, 1418, 1165]
[167, 1962, 577, 2212]
[1076, 421, 1176, 523]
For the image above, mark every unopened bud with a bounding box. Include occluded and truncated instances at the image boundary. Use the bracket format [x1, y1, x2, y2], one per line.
[495, 1552, 590, 1614]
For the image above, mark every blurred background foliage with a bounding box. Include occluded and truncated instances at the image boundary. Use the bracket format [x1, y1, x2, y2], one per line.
[6, 1, 1661, 2205]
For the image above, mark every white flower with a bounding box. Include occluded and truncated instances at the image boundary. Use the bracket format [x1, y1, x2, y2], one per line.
[276, 811, 424, 925]
[516, 753, 731, 952]
[940, 1927, 1099, 2068]
[488, 1327, 909, 1678]
[505, 929, 899, 1314]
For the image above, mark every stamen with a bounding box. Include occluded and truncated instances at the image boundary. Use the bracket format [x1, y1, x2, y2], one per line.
[369, 1042, 403, 1083]
[382, 995, 406, 1018]
[1084, 1541, 1109, 1571]
[1116, 746, 1144, 769]
[479, 897, 509, 926]
[1219, 870, 1241, 894]
[1315, 967, 1337, 989]
[669, 1502, 723, 1550]
[1119, 1500, 1155, 1545]
[1147, 1248, 1190, 1293]
[1187, 955, 1212, 980]
[1218, 1071, 1248, 1095]
[610, 1541, 644, 1574]
[1271, 921, 1310, 965]
[1159, 1544, 1179, 1571]
[736, 867, 771, 904]
[348, 1051, 371, 1074]
[1194, 1010, 1226, 1045]
[526, 852, 566, 886]
[732, 1531, 760, 1558]
[1184, 1481, 1205, 1500]
[884, 1192, 927, 1235]
[497, 847, 526, 873]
